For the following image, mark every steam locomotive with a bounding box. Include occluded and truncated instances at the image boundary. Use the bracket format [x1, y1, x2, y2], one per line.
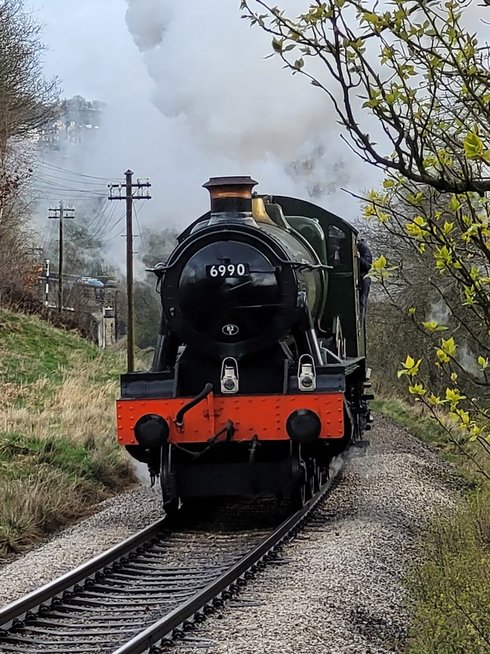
[116, 176, 372, 511]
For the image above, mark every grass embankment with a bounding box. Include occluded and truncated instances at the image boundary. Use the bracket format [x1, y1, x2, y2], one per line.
[0, 308, 134, 559]
[372, 398, 490, 654]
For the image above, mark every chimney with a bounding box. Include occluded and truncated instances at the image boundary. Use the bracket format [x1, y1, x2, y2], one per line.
[203, 176, 258, 225]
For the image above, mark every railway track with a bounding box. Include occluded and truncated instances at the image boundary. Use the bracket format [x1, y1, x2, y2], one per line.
[0, 472, 341, 654]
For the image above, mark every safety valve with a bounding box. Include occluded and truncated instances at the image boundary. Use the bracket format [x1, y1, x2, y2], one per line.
[298, 354, 316, 392]
[221, 357, 239, 394]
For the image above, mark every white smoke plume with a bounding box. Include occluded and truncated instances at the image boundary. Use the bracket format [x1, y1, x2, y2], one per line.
[125, 0, 171, 51]
[32, 0, 376, 272]
[131, 459, 161, 491]
[122, 0, 368, 218]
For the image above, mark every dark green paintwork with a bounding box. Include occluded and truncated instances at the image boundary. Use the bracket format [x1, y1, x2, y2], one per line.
[271, 195, 364, 358]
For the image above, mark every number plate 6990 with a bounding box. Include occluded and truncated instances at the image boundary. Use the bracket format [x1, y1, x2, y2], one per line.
[206, 263, 249, 278]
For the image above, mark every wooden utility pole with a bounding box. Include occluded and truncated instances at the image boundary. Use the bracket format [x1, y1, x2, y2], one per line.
[108, 170, 151, 372]
[48, 201, 75, 312]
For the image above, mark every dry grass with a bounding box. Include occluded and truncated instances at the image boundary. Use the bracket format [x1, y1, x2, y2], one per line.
[3, 358, 119, 444]
[0, 308, 135, 559]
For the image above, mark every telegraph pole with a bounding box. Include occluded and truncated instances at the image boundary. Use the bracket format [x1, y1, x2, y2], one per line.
[108, 170, 151, 372]
[48, 201, 75, 312]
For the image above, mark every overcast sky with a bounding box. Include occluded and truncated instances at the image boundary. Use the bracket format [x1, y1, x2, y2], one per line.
[31, 0, 144, 99]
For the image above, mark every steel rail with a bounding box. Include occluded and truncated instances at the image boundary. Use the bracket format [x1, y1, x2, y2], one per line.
[0, 463, 344, 654]
[113, 479, 334, 654]
[0, 518, 167, 630]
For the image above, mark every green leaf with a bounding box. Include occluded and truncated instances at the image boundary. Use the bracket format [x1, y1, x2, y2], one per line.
[478, 355, 489, 370]
[441, 336, 457, 357]
[463, 130, 484, 159]
[422, 320, 448, 333]
[372, 255, 387, 270]
[272, 38, 283, 53]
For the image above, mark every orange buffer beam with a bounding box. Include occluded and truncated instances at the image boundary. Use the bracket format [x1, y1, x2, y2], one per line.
[117, 393, 344, 445]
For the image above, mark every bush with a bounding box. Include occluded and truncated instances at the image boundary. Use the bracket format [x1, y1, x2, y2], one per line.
[406, 487, 490, 654]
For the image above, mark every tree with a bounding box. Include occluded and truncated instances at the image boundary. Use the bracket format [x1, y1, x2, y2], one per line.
[0, 0, 58, 303]
[136, 227, 179, 349]
[0, 0, 58, 153]
[242, 0, 490, 449]
[241, 0, 489, 193]
[0, 189, 34, 301]
[141, 227, 179, 269]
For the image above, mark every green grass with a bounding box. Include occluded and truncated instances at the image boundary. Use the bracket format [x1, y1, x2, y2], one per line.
[373, 396, 490, 654]
[0, 432, 113, 483]
[0, 308, 121, 388]
[0, 309, 95, 383]
[0, 308, 135, 558]
[406, 487, 490, 654]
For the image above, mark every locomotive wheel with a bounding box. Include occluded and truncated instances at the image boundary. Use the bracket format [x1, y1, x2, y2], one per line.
[160, 444, 180, 515]
[289, 478, 307, 510]
[311, 460, 321, 494]
[306, 460, 316, 499]
[163, 497, 181, 518]
[286, 446, 303, 509]
[317, 464, 327, 489]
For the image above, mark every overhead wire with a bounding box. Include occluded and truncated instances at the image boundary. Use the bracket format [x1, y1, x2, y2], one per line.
[34, 192, 113, 257]
[43, 218, 58, 255]
[98, 211, 126, 243]
[40, 213, 53, 250]
[83, 200, 112, 230]
[36, 159, 121, 182]
[133, 200, 147, 250]
[90, 202, 119, 239]
[30, 160, 119, 209]
[31, 162, 153, 268]
[35, 170, 112, 187]
[31, 190, 108, 202]
[30, 176, 108, 196]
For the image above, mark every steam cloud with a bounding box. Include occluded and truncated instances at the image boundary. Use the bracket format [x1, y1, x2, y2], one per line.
[125, 0, 171, 51]
[34, 1, 374, 272]
[123, 0, 363, 215]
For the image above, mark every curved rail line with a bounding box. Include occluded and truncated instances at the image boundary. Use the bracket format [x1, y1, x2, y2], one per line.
[0, 472, 342, 654]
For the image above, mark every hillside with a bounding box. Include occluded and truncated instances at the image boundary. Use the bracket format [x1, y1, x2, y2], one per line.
[0, 308, 134, 558]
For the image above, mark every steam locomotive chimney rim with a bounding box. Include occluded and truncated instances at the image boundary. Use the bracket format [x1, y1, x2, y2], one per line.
[203, 176, 258, 199]
[203, 176, 258, 226]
